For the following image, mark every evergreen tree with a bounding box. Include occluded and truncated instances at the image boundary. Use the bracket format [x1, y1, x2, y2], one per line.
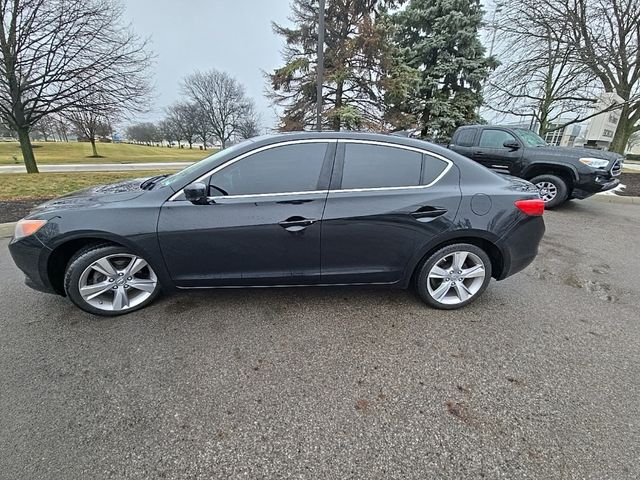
[268, 0, 415, 131]
[394, 0, 495, 140]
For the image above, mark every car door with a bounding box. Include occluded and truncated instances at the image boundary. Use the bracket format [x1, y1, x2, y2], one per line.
[320, 140, 461, 285]
[157, 140, 336, 287]
[471, 128, 523, 174]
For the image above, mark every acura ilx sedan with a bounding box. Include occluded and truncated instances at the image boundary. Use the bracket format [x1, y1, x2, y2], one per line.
[9, 132, 545, 316]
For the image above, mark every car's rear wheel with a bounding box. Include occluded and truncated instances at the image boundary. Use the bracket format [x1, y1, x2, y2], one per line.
[64, 245, 161, 316]
[415, 244, 492, 310]
[531, 174, 568, 208]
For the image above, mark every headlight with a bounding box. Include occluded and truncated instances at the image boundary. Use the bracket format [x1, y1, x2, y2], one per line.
[14, 219, 47, 240]
[579, 157, 609, 169]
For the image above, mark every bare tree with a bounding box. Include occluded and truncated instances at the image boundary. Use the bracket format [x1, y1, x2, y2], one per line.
[515, 0, 640, 152]
[158, 117, 182, 147]
[182, 69, 255, 148]
[67, 109, 113, 156]
[165, 101, 200, 149]
[487, 2, 599, 136]
[126, 122, 160, 145]
[0, 0, 153, 172]
[236, 105, 261, 140]
[566, 0, 640, 152]
[32, 115, 57, 141]
[52, 115, 70, 142]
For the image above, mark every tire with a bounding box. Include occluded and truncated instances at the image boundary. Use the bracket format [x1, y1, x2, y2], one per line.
[415, 243, 492, 310]
[531, 174, 568, 209]
[64, 244, 161, 316]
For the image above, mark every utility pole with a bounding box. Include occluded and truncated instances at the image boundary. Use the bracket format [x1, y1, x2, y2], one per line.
[316, 0, 325, 131]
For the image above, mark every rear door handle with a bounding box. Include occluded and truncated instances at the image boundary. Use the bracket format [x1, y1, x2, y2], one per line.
[411, 207, 448, 220]
[473, 151, 484, 155]
[278, 216, 317, 232]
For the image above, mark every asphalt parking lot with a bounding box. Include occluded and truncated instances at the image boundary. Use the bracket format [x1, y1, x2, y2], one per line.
[1, 199, 639, 479]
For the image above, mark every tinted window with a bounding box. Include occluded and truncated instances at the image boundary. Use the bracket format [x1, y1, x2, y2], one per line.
[341, 143, 422, 189]
[209, 143, 328, 195]
[422, 155, 450, 185]
[454, 128, 476, 147]
[479, 129, 517, 148]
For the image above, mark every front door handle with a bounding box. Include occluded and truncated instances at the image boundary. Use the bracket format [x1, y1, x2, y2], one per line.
[278, 216, 317, 232]
[411, 207, 448, 220]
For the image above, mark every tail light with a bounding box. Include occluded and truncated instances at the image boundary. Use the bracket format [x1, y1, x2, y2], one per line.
[514, 199, 544, 216]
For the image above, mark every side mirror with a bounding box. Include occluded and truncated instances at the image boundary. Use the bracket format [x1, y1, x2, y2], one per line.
[184, 182, 209, 205]
[503, 140, 520, 150]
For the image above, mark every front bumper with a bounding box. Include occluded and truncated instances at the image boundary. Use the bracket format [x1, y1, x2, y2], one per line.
[8, 236, 56, 294]
[572, 177, 620, 199]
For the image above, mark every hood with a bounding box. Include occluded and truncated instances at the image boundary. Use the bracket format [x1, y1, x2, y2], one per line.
[532, 145, 622, 161]
[27, 177, 148, 217]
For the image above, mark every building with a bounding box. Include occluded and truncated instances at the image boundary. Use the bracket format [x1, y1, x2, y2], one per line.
[582, 92, 624, 149]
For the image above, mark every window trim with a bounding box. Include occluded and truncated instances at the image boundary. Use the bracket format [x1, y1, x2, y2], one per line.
[168, 138, 454, 201]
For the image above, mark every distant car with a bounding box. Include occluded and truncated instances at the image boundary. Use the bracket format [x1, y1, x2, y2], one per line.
[449, 125, 623, 208]
[9, 132, 545, 316]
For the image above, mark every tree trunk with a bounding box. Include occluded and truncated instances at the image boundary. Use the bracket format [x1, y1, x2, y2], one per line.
[90, 137, 99, 157]
[610, 105, 632, 153]
[333, 81, 344, 130]
[17, 126, 39, 173]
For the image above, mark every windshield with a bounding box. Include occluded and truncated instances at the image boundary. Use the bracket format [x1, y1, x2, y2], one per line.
[157, 140, 253, 188]
[514, 128, 547, 147]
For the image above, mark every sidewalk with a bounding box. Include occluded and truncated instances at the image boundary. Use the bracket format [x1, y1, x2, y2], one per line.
[0, 162, 193, 174]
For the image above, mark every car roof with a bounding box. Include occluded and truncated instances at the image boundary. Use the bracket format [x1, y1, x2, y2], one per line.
[248, 131, 455, 158]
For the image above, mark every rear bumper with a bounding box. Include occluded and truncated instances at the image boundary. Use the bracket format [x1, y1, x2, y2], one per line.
[496, 216, 545, 280]
[8, 236, 57, 294]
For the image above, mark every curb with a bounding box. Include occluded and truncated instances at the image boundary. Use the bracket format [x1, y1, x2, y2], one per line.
[0, 222, 15, 239]
[0, 162, 193, 174]
[592, 194, 640, 205]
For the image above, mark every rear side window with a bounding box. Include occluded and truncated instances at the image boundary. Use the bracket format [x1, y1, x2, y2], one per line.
[422, 155, 450, 185]
[479, 129, 517, 148]
[208, 142, 328, 195]
[341, 143, 422, 189]
[453, 128, 476, 147]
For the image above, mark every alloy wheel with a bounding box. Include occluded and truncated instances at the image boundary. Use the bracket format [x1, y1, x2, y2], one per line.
[426, 251, 486, 305]
[536, 181, 558, 203]
[78, 254, 158, 312]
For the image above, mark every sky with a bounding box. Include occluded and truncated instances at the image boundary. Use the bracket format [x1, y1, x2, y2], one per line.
[122, 0, 293, 130]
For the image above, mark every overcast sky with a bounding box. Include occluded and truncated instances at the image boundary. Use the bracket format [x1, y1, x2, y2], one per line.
[122, 0, 293, 130]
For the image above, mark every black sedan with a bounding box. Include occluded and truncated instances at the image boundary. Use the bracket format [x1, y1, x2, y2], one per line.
[9, 132, 545, 316]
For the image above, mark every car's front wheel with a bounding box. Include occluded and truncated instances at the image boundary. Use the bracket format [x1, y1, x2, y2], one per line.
[415, 244, 492, 309]
[64, 244, 161, 316]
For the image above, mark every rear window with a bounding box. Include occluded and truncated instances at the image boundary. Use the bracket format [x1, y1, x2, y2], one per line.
[453, 128, 476, 147]
[341, 143, 422, 189]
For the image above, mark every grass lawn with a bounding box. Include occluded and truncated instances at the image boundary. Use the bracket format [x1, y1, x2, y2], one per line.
[0, 141, 212, 165]
[0, 171, 173, 200]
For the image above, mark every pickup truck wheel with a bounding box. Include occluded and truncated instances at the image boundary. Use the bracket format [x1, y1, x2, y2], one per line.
[531, 174, 568, 208]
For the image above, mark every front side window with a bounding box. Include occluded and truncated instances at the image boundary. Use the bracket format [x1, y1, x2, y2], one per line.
[341, 143, 422, 189]
[479, 129, 518, 149]
[208, 142, 328, 196]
